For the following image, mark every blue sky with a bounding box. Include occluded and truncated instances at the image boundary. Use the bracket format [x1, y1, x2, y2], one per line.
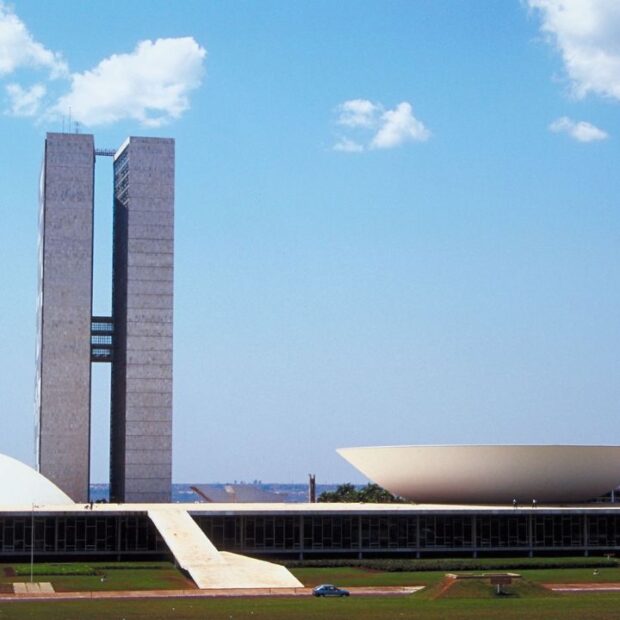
[1, 1, 620, 484]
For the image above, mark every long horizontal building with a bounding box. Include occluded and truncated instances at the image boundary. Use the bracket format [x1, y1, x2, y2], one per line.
[2, 502, 620, 560]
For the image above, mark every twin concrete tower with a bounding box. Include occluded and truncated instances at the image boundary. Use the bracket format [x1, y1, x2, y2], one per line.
[35, 133, 174, 503]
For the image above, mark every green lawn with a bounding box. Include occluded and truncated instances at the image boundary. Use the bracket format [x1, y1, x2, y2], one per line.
[3, 560, 619, 593]
[1, 560, 620, 619]
[292, 565, 445, 587]
[291, 565, 620, 588]
[0, 561, 193, 592]
[286, 555, 619, 572]
[3, 595, 620, 620]
[517, 566, 620, 583]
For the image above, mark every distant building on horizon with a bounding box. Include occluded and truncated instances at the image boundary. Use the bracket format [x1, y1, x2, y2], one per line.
[191, 484, 289, 503]
[36, 132, 174, 503]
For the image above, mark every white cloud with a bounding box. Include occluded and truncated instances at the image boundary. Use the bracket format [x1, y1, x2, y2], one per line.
[6, 82, 45, 116]
[0, 3, 206, 127]
[333, 99, 430, 152]
[549, 115, 608, 141]
[50, 37, 206, 127]
[370, 102, 431, 149]
[528, 0, 620, 101]
[336, 99, 380, 128]
[0, 2, 67, 78]
[333, 137, 364, 153]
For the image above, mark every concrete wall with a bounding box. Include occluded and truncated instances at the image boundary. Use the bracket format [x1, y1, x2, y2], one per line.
[110, 137, 174, 502]
[36, 133, 94, 502]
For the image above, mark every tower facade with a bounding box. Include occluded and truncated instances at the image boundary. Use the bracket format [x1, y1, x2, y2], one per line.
[110, 138, 174, 503]
[36, 133, 94, 503]
[36, 133, 174, 503]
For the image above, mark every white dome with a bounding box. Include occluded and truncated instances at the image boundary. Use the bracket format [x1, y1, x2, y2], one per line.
[0, 453, 73, 505]
[338, 445, 620, 504]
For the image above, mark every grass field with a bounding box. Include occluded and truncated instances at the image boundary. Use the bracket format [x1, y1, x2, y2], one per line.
[3, 595, 620, 619]
[2, 560, 620, 618]
[0, 561, 193, 592]
[293, 564, 620, 587]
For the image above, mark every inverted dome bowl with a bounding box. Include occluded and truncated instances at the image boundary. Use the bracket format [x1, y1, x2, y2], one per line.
[337, 445, 620, 504]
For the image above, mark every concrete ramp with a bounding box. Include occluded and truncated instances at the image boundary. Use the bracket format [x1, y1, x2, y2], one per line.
[148, 508, 302, 590]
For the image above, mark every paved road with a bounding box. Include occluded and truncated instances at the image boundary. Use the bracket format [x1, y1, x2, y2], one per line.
[0, 585, 424, 603]
[545, 582, 620, 593]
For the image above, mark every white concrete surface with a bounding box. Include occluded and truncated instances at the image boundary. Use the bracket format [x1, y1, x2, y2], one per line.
[0, 454, 72, 506]
[148, 507, 302, 590]
[6, 500, 620, 515]
[13, 583, 54, 594]
[338, 444, 620, 503]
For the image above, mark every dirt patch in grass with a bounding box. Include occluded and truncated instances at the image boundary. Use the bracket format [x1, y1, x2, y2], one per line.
[428, 575, 458, 599]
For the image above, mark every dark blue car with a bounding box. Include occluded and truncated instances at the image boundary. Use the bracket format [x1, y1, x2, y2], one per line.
[312, 584, 350, 597]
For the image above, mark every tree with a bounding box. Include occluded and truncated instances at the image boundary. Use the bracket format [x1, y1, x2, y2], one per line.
[358, 483, 403, 503]
[318, 482, 404, 503]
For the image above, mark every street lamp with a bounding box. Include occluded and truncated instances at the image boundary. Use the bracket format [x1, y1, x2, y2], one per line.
[30, 503, 37, 583]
